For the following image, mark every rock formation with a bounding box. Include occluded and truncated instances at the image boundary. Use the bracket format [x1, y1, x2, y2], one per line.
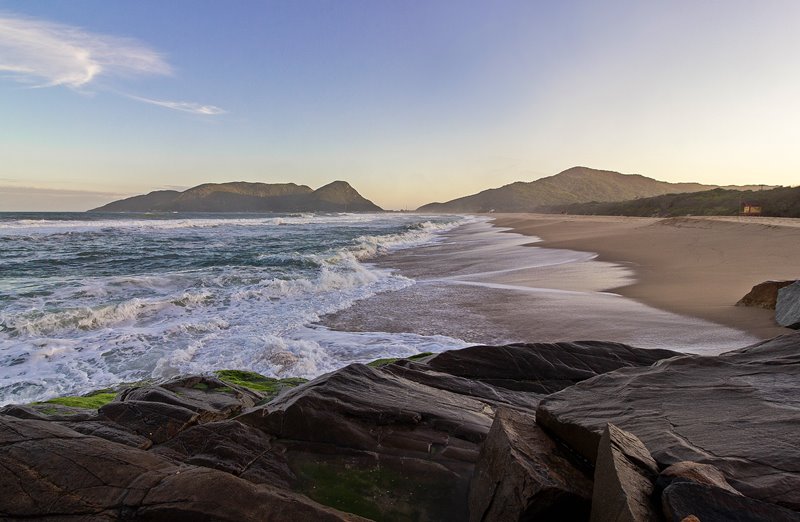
[2, 335, 799, 520]
[589, 423, 659, 522]
[661, 482, 800, 522]
[537, 332, 800, 511]
[737, 280, 795, 309]
[468, 408, 592, 522]
[776, 281, 800, 329]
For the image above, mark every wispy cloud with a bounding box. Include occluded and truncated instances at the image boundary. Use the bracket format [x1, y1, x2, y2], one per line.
[0, 13, 170, 87]
[127, 95, 226, 115]
[0, 12, 225, 115]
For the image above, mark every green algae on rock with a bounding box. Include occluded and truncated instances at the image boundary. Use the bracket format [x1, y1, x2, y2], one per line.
[215, 370, 307, 399]
[40, 389, 117, 410]
[366, 352, 433, 368]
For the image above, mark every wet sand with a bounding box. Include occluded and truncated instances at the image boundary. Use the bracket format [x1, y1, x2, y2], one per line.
[322, 218, 776, 355]
[492, 214, 800, 339]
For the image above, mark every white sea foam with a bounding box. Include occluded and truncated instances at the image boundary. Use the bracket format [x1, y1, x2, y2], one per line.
[0, 213, 389, 236]
[0, 213, 472, 405]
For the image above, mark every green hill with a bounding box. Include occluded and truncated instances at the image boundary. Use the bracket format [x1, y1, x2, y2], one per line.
[546, 186, 800, 217]
[91, 181, 382, 212]
[417, 167, 721, 212]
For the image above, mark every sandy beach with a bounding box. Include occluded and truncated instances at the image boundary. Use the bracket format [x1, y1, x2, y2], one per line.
[492, 214, 800, 338]
[321, 215, 797, 355]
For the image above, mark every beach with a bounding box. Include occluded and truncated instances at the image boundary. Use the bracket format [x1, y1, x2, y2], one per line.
[492, 214, 800, 338]
[323, 214, 799, 354]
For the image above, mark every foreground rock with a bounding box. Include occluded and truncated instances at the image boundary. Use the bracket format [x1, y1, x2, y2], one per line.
[590, 424, 659, 522]
[236, 342, 677, 520]
[468, 408, 592, 521]
[776, 281, 800, 328]
[661, 482, 800, 522]
[656, 461, 742, 496]
[736, 280, 795, 309]
[4, 336, 796, 520]
[537, 332, 800, 510]
[420, 341, 678, 395]
[0, 416, 363, 521]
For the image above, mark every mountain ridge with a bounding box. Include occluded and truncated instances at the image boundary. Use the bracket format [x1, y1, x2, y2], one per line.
[417, 166, 760, 213]
[90, 180, 382, 213]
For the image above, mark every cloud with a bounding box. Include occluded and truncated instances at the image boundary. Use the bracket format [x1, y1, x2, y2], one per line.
[0, 13, 171, 88]
[127, 95, 227, 115]
[0, 12, 225, 115]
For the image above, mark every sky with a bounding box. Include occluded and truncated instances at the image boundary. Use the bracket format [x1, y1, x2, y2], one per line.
[1, 1, 799, 211]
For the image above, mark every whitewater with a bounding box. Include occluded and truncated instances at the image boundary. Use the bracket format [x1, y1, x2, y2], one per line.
[0, 212, 471, 405]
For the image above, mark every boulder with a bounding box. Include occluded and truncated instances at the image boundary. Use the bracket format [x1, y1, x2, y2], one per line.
[656, 461, 741, 496]
[382, 361, 541, 411]
[0, 415, 365, 521]
[736, 280, 795, 309]
[590, 423, 659, 522]
[61, 419, 153, 449]
[238, 363, 495, 453]
[120, 374, 264, 421]
[468, 408, 592, 522]
[424, 341, 679, 394]
[153, 420, 295, 487]
[536, 333, 800, 510]
[99, 399, 199, 444]
[234, 341, 674, 521]
[238, 363, 492, 521]
[661, 482, 800, 522]
[776, 281, 800, 329]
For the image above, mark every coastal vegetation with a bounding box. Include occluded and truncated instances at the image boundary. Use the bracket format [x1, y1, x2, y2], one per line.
[546, 185, 800, 217]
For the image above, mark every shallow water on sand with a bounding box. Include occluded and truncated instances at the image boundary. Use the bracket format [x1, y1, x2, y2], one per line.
[324, 220, 760, 354]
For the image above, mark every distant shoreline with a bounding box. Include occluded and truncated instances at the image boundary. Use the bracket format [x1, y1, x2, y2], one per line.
[490, 213, 800, 338]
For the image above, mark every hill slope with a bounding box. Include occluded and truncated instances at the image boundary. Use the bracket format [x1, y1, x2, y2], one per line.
[91, 181, 382, 212]
[417, 166, 720, 212]
[546, 185, 800, 218]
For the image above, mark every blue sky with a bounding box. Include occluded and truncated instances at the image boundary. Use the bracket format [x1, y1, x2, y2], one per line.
[1, 1, 799, 210]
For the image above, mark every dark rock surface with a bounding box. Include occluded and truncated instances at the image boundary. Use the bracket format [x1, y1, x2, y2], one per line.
[590, 423, 659, 522]
[657, 461, 742, 496]
[776, 281, 800, 328]
[422, 341, 679, 395]
[2, 337, 796, 520]
[0, 415, 364, 521]
[99, 399, 200, 444]
[468, 407, 592, 522]
[661, 482, 800, 522]
[237, 363, 492, 521]
[537, 332, 800, 510]
[153, 419, 295, 488]
[737, 280, 795, 309]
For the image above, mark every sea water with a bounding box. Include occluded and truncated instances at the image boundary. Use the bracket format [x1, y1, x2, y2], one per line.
[0, 212, 471, 405]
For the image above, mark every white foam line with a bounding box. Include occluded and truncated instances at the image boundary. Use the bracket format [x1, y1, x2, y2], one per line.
[425, 278, 624, 297]
[428, 254, 599, 281]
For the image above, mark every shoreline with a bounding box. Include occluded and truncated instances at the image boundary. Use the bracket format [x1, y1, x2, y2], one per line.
[323, 219, 760, 355]
[490, 213, 799, 339]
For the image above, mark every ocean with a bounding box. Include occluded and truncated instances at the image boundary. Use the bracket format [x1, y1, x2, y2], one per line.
[0, 212, 471, 405]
